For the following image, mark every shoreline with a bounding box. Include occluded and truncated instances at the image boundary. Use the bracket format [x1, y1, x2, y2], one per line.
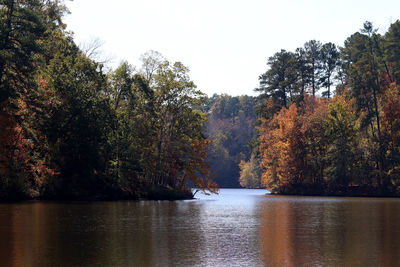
[267, 192, 400, 198]
[0, 186, 195, 202]
[267, 186, 400, 198]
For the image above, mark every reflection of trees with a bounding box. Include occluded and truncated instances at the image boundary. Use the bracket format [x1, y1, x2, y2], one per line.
[0, 201, 205, 266]
[260, 199, 294, 266]
[0, 204, 17, 267]
[2, 198, 400, 266]
[135, 201, 204, 266]
[0, 203, 63, 267]
[259, 197, 400, 266]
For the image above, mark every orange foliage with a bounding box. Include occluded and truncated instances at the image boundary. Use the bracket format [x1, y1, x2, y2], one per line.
[382, 83, 400, 146]
[260, 104, 306, 189]
[259, 96, 331, 192]
[0, 77, 58, 193]
[0, 107, 36, 179]
[381, 82, 400, 179]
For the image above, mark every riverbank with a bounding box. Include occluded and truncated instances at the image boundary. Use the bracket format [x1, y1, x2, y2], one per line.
[0, 185, 194, 202]
[269, 184, 400, 198]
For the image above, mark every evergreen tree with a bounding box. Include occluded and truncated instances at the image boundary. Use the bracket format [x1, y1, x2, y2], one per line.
[320, 42, 339, 98]
[304, 40, 322, 96]
[257, 50, 298, 109]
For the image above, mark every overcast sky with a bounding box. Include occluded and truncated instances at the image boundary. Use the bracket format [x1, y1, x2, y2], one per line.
[65, 0, 400, 96]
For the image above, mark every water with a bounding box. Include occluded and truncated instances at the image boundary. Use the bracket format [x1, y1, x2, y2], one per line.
[1, 189, 400, 266]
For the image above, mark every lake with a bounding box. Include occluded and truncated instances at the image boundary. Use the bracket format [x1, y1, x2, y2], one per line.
[1, 189, 400, 266]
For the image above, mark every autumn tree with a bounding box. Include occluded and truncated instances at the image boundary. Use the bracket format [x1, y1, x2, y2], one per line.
[0, 0, 67, 199]
[324, 95, 358, 190]
[1, 2, 217, 200]
[239, 154, 261, 189]
[257, 21, 400, 196]
[380, 83, 400, 189]
[259, 104, 308, 193]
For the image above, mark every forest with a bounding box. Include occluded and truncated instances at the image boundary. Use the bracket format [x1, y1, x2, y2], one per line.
[256, 21, 400, 196]
[204, 94, 260, 188]
[2, 1, 400, 200]
[0, 0, 217, 200]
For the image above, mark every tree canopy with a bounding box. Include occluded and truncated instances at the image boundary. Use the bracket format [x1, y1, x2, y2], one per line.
[257, 20, 400, 196]
[0, 1, 217, 200]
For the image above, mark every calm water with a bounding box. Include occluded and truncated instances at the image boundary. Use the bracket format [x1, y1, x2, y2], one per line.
[1, 189, 400, 266]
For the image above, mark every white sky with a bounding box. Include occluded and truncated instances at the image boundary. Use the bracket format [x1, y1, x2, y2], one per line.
[65, 0, 400, 96]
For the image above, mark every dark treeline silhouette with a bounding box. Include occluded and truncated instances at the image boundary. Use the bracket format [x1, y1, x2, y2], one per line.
[0, 1, 217, 200]
[257, 21, 400, 196]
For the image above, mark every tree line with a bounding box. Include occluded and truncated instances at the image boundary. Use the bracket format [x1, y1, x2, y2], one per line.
[0, 0, 217, 200]
[3, 1, 400, 198]
[203, 94, 260, 188]
[256, 21, 400, 196]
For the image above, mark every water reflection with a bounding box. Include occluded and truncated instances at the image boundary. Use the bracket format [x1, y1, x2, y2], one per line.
[0, 201, 208, 267]
[194, 189, 263, 266]
[1, 190, 400, 266]
[259, 196, 400, 266]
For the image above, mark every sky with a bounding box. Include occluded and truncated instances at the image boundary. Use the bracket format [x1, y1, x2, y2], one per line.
[65, 0, 400, 96]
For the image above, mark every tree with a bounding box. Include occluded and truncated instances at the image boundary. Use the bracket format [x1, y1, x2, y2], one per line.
[182, 139, 218, 194]
[110, 61, 135, 110]
[380, 83, 400, 189]
[204, 95, 257, 187]
[42, 40, 114, 198]
[0, 80, 59, 198]
[0, 0, 45, 102]
[239, 155, 261, 189]
[139, 50, 166, 85]
[1, 2, 217, 200]
[304, 40, 322, 96]
[259, 104, 308, 192]
[341, 22, 388, 188]
[256, 20, 400, 196]
[0, 0, 68, 103]
[324, 95, 358, 189]
[294, 47, 311, 99]
[384, 20, 400, 82]
[0, 0, 68, 199]
[320, 42, 339, 98]
[257, 50, 298, 109]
